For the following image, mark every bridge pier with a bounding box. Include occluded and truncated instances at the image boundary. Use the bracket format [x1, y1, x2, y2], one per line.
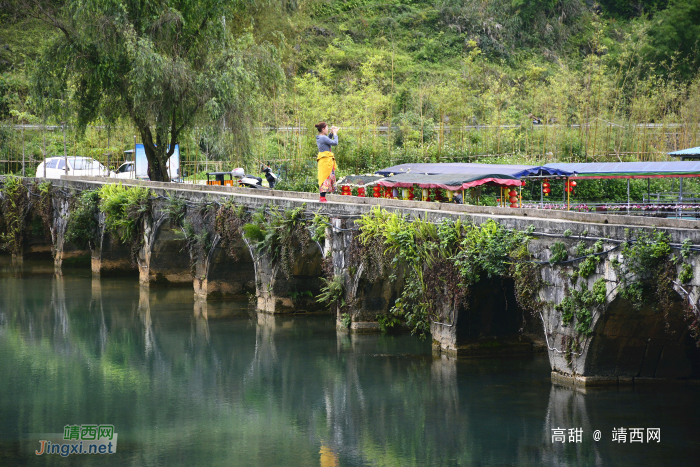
[329, 218, 405, 331]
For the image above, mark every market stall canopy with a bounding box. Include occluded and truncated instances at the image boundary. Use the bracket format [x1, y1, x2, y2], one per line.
[377, 172, 523, 191]
[542, 161, 700, 179]
[669, 147, 700, 159]
[375, 163, 571, 178]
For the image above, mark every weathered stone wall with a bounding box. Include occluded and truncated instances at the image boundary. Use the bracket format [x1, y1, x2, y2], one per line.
[535, 234, 700, 386]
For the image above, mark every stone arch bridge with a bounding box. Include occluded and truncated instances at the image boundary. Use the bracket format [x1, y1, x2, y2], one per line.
[6, 176, 700, 387]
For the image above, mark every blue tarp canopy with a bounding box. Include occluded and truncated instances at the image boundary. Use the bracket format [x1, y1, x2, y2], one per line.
[374, 163, 570, 178]
[374, 161, 700, 183]
[542, 161, 700, 179]
[669, 147, 700, 158]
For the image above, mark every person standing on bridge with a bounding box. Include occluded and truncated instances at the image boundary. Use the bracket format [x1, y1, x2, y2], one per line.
[315, 122, 339, 203]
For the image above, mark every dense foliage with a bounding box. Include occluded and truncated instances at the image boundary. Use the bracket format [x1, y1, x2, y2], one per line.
[242, 204, 311, 278]
[355, 208, 537, 337]
[98, 183, 152, 262]
[0, 175, 30, 255]
[65, 189, 99, 250]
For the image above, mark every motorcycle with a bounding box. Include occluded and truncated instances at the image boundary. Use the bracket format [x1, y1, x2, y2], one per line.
[232, 166, 278, 189]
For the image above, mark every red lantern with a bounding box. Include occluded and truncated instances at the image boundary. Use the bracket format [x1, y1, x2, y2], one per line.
[508, 190, 517, 197]
[570, 181, 577, 187]
[543, 187, 551, 196]
[509, 196, 519, 203]
[341, 185, 351, 196]
[357, 187, 366, 197]
[510, 203, 518, 208]
[372, 185, 381, 198]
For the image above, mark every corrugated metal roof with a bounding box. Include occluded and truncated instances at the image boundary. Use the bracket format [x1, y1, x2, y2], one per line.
[543, 161, 700, 177]
[669, 147, 700, 157]
[375, 163, 570, 177]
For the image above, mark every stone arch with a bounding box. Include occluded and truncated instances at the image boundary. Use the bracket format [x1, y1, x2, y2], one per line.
[340, 260, 406, 331]
[431, 277, 532, 356]
[194, 235, 256, 299]
[52, 196, 91, 271]
[143, 218, 192, 286]
[582, 292, 700, 380]
[254, 237, 326, 314]
[92, 228, 137, 277]
[327, 217, 407, 331]
[22, 211, 54, 260]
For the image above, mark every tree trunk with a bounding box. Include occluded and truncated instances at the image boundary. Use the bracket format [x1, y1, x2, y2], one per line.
[139, 127, 171, 182]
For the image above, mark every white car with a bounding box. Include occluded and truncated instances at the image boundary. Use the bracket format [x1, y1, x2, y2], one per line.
[36, 157, 114, 179]
[112, 161, 136, 179]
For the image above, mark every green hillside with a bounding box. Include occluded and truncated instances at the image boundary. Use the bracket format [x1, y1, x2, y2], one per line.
[1, 0, 700, 199]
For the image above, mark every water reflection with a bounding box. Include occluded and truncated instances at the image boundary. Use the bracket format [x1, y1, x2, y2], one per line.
[1, 259, 699, 466]
[541, 385, 602, 466]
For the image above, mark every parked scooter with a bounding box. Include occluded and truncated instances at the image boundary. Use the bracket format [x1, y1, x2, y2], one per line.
[231, 166, 278, 189]
[262, 165, 278, 189]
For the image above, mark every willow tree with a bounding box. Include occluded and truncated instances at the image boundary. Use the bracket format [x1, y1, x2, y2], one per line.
[26, 0, 283, 181]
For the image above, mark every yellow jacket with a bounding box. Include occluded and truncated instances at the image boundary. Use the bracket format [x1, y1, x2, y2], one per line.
[317, 151, 336, 186]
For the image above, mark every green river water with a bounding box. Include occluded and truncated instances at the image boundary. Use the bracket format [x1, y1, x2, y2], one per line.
[1, 257, 699, 466]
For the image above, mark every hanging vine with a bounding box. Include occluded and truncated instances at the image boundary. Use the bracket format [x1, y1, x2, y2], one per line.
[349, 207, 394, 281]
[215, 201, 248, 261]
[242, 204, 311, 279]
[33, 181, 53, 242]
[183, 201, 217, 277]
[0, 175, 31, 256]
